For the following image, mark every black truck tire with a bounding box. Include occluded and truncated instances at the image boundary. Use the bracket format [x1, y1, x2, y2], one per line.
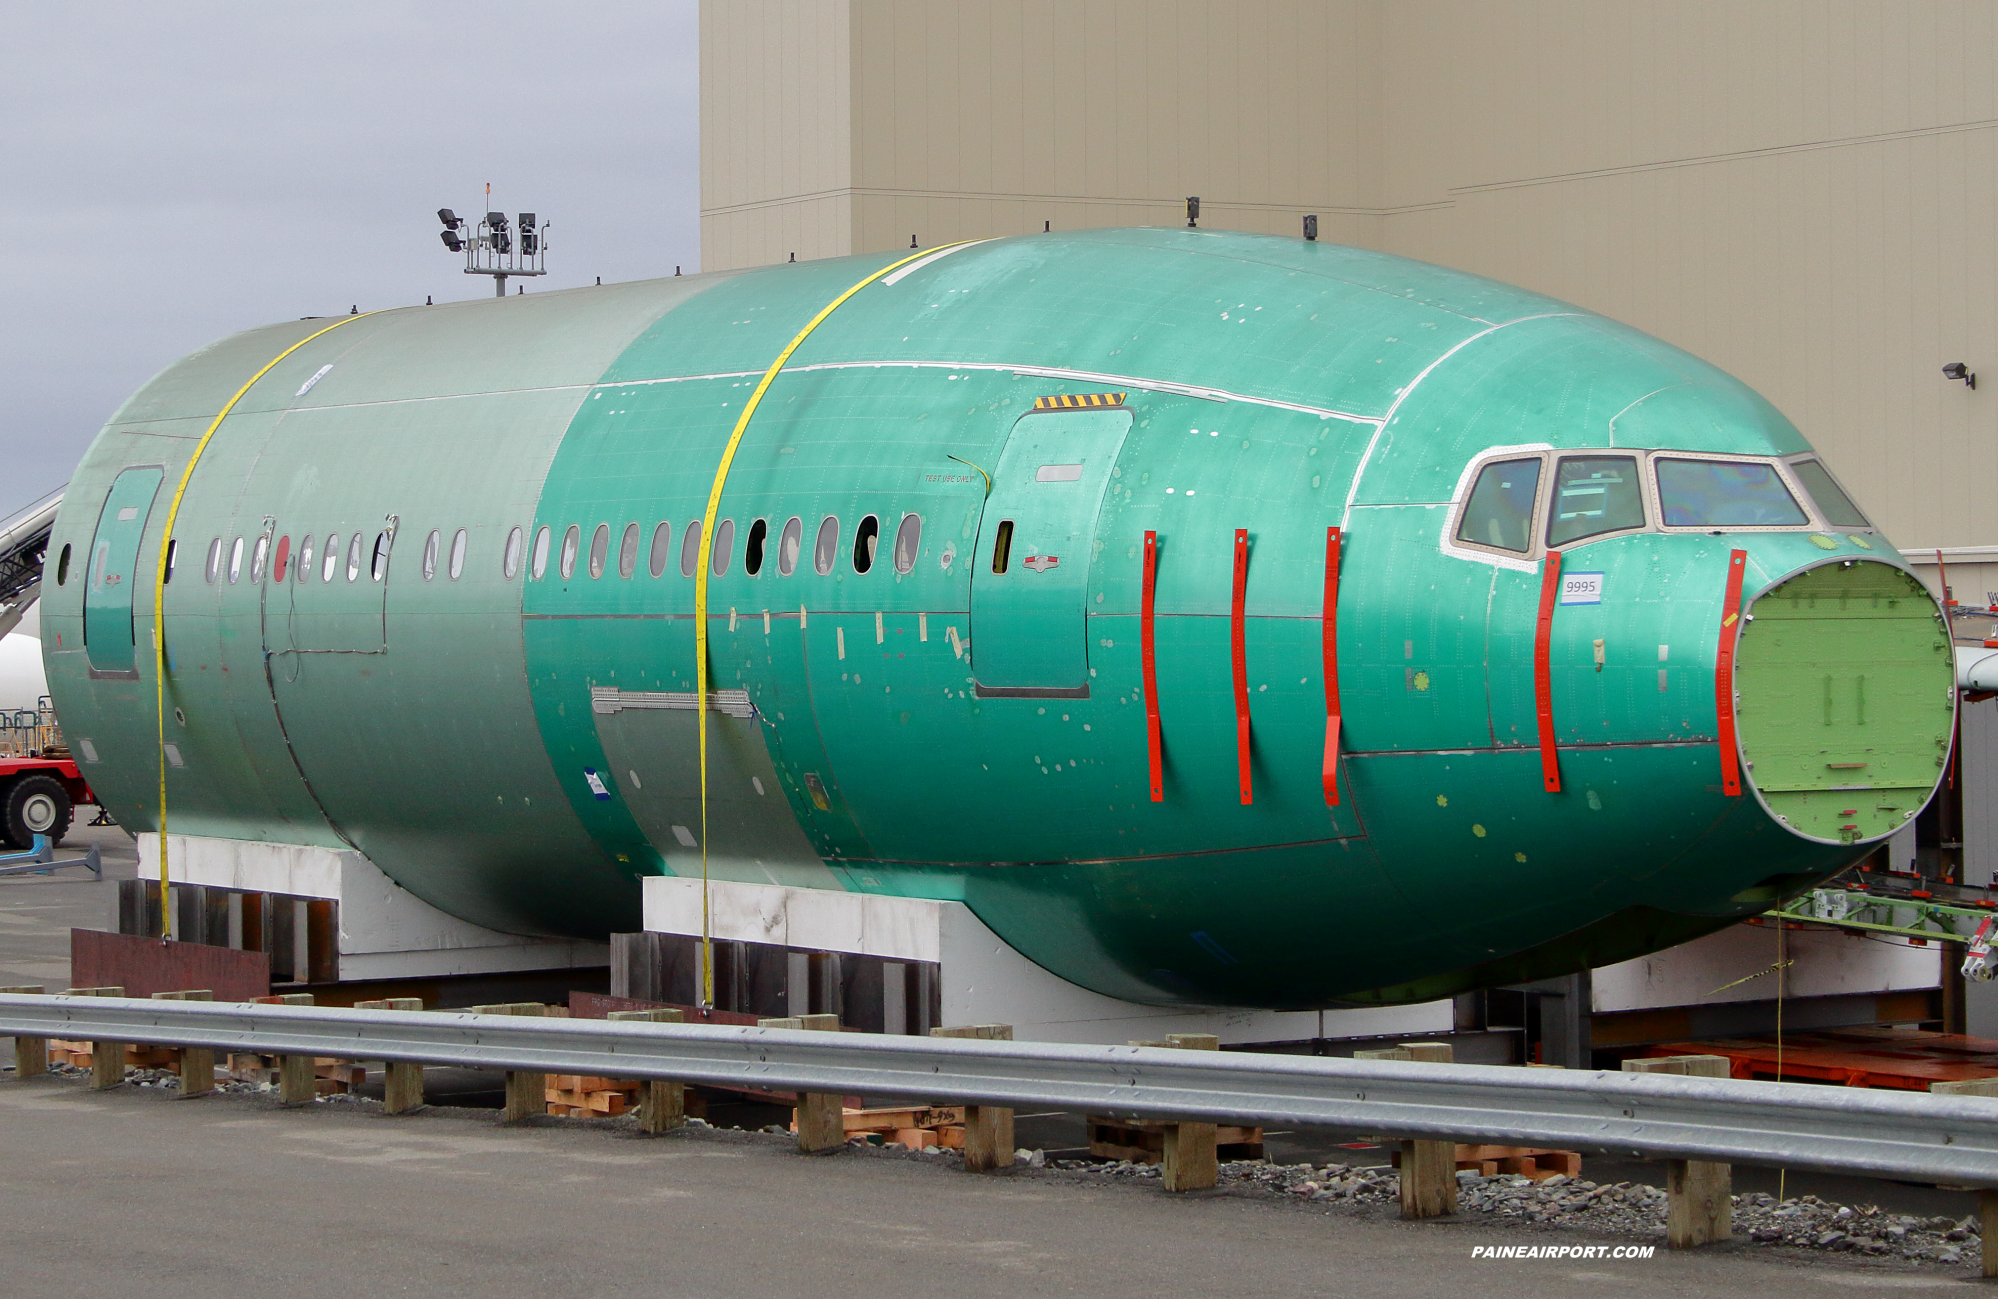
[3, 775, 73, 850]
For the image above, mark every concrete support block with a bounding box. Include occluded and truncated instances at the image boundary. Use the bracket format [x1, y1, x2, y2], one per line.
[931, 1024, 1015, 1172]
[65, 986, 126, 1089]
[765, 1014, 843, 1152]
[1399, 1139, 1459, 1219]
[609, 1008, 686, 1134]
[1, 985, 46, 1079]
[151, 990, 214, 1097]
[1625, 1054, 1731, 1247]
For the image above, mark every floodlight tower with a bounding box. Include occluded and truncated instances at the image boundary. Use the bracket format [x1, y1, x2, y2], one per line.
[437, 206, 549, 297]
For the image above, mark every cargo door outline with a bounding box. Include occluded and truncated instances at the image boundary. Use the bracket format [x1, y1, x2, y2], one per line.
[83, 465, 165, 680]
[967, 406, 1132, 697]
[269, 514, 398, 664]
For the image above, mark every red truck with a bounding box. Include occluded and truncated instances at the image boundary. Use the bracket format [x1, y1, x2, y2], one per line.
[0, 754, 92, 849]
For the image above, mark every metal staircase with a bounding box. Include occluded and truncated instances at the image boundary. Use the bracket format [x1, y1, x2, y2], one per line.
[0, 487, 62, 641]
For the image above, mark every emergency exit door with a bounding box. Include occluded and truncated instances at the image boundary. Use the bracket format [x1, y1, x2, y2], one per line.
[83, 465, 164, 679]
[968, 405, 1132, 695]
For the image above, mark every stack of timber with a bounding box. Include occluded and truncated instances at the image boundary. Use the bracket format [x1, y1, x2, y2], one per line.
[1086, 1116, 1265, 1164]
[546, 1075, 642, 1117]
[1389, 1144, 1582, 1180]
[818, 1104, 967, 1150]
[45, 1041, 175, 1070]
[1644, 1028, 1998, 1090]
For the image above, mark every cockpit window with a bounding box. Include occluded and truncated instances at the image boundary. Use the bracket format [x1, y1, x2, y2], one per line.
[1456, 457, 1542, 553]
[1790, 459, 1870, 529]
[1656, 459, 1807, 527]
[1548, 456, 1645, 546]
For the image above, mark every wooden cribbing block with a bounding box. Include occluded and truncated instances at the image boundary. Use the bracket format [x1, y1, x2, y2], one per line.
[765, 1013, 844, 1152]
[255, 993, 319, 1105]
[354, 997, 426, 1114]
[1, 985, 46, 1080]
[1357, 1041, 1459, 1219]
[1128, 1033, 1220, 1192]
[150, 990, 214, 1097]
[465, 1003, 552, 1122]
[608, 1007, 685, 1133]
[932, 1024, 1014, 1171]
[1625, 1054, 1731, 1247]
[65, 986, 127, 1090]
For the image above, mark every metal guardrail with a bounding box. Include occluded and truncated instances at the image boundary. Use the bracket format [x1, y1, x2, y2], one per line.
[3, 993, 1996, 1183]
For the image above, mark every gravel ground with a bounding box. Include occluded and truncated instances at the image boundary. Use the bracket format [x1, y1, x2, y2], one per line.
[30, 1062, 1986, 1271]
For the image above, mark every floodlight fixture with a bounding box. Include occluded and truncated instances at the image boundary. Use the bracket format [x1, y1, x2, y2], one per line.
[436, 197, 550, 296]
[440, 229, 463, 252]
[487, 211, 508, 230]
[1944, 362, 1976, 390]
[1186, 196, 1200, 227]
[1303, 214, 1318, 242]
[438, 208, 462, 230]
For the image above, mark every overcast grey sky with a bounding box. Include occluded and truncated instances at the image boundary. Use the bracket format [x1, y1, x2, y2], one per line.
[0, 3, 699, 515]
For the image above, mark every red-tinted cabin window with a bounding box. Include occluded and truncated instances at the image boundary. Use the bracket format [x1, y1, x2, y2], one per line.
[273, 535, 291, 583]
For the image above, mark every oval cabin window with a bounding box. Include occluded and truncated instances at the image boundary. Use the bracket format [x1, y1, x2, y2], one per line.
[559, 525, 580, 580]
[813, 516, 840, 575]
[449, 529, 468, 580]
[422, 529, 440, 580]
[777, 517, 803, 576]
[529, 526, 551, 580]
[893, 514, 921, 574]
[648, 522, 671, 578]
[347, 532, 364, 582]
[587, 524, 608, 579]
[503, 526, 524, 580]
[680, 519, 703, 577]
[743, 518, 767, 575]
[618, 522, 639, 579]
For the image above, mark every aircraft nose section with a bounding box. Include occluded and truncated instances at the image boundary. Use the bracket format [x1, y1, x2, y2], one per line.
[1734, 558, 1956, 845]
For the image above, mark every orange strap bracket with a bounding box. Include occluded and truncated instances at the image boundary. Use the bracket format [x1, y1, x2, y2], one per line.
[1321, 527, 1342, 806]
[1232, 528, 1252, 805]
[1141, 529, 1163, 803]
[1534, 548, 1563, 794]
[1716, 549, 1748, 797]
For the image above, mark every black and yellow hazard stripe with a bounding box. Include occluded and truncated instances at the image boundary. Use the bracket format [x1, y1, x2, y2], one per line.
[1033, 392, 1126, 411]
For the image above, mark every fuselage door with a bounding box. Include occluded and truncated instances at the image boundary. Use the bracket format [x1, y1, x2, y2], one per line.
[968, 405, 1132, 695]
[83, 465, 165, 679]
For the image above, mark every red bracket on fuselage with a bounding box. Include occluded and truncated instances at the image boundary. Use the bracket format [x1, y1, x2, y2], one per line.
[1716, 549, 1748, 797]
[1142, 530, 1163, 803]
[1233, 528, 1252, 805]
[1322, 527, 1342, 806]
[1534, 549, 1563, 794]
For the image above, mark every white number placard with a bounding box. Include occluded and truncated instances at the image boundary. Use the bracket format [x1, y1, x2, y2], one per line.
[1559, 571, 1604, 605]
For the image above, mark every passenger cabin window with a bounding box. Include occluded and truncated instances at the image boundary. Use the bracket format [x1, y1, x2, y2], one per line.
[587, 524, 608, 578]
[744, 519, 767, 575]
[813, 516, 839, 575]
[371, 531, 390, 582]
[530, 526, 551, 580]
[58, 543, 72, 586]
[559, 525, 579, 579]
[1656, 459, 1806, 528]
[297, 536, 315, 583]
[422, 529, 440, 580]
[272, 536, 290, 584]
[778, 516, 803, 576]
[347, 533, 364, 582]
[893, 513, 921, 574]
[322, 534, 340, 582]
[991, 520, 1015, 573]
[1791, 460, 1870, 529]
[648, 522, 671, 577]
[852, 515, 879, 574]
[712, 519, 734, 575]
[1548, 456, 1644, 546]
[449, 528, 468, 580]
[680, 519, 702, 577]
[1456, 459, 1541, 553]
[251, 535, 271, 583]
[165, 539, 176, 583]
[228, 536, 244, 583]
[617, 523, 639, 578]
[203, 539, 220, 585]
[503, 526, 523, 580]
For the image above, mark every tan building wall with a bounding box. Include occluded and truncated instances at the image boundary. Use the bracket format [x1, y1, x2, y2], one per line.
[700, 0, 1998, 578]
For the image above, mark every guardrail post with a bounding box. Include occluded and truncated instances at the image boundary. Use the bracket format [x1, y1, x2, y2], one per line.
[1929, 1079, 1998, 1276]
[255, 993, 318, 1105]
[609, 1008, 686, 1133]
[1, 985, 46, 1078]
[151, 990, 214, 1097]
[1357, 1042, 1458, 1219]
[1625, 1054, 1731, 1246]
[470, 1003, 553, 1122]
[1152, 1033, 1221, 1192]
[356, 998, 426, 1114]
[931, 1024, 1015, 1171]
[763, 1013, 845, 1152]
[64, 986, 126, 1089]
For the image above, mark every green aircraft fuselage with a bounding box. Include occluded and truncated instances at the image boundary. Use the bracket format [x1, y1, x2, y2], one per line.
[41, 230, 1955, 1009]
